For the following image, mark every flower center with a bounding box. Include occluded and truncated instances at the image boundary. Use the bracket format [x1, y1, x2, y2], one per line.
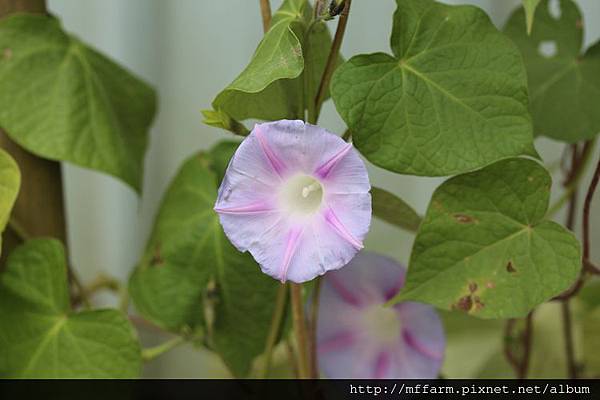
[280, 174, 324, 215]
[362, 305, 401, 345]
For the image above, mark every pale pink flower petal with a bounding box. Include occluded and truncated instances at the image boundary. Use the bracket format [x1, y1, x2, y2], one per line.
[215, 120, 371, 283]
[317, 252, 445, 379]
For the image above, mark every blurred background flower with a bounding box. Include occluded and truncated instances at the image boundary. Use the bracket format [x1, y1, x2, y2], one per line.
[316, 252, 445, 378]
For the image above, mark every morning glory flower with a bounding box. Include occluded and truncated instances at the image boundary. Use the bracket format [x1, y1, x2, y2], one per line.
[317, 252, 445, 378]
[214, 120, 371, 283]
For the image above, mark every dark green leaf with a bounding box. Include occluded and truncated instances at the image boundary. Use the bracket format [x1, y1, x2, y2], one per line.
[505, 0, 600, 142]
[0, 239, 141, 378]
[371, 186, 421, 232]
[331, 0, 536, 177]
[129, 141, 279, 377]
[0, 15, 156, 192]
[391, 158, 581, 319]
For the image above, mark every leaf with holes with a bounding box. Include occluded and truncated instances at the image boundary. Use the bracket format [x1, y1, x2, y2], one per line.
[0, 239, 141, 378]
[389, 158, 581, 319]
[331, 0, 535, 177]
[523, 0, 541, 34]
[505, 0, 600, 142]
[209, 0, 341, 123]
[371, 186, 421, 232]
[0, 15, 156, 192]
[0, 149, 20, 251]
[129, 141, 279, 377]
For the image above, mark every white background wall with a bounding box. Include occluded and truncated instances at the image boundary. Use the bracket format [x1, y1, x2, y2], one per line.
[46, 0, 600, 377]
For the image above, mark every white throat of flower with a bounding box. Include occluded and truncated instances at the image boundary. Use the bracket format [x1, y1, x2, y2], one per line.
[279, 174, 324, 215]
[362, 305, 402, 345]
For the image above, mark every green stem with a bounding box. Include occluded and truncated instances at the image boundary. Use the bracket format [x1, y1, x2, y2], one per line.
[141, 336, 185, 362]
[259, 0, 271, 33]
[308, 277, 322, 378]
[313, 0, 352, 123]
[258, 283, 288, 378]
[547, 138, 596, 219]
[290, 283, 309, 378]
[7, 217, 30, 241]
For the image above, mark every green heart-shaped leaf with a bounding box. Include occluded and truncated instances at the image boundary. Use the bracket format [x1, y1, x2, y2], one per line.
[0, 15, 156, 192]
[129, 141, 280, 377]
[391, 158, 581, 319]
[505, 0, 600, 142]
[331, 0, 536, 177]
[0, 239, 141, 378]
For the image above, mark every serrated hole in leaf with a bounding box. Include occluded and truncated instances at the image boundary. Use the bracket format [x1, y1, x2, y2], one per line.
[538, 41, 558, 58]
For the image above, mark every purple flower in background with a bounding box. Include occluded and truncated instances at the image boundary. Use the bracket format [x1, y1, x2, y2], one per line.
[214, 120, 371, 283]
[317, 252, 445, 378]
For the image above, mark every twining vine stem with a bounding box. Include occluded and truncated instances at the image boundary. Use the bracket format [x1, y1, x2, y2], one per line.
[547, 139, 596, 218]
[258, 283, 288, 378]
[308, 278, 322, 378]
[582, 149, 600, 271]
[504, 312, 534, 379]
[259, 0, 271, 33]
[312, 0, 352, 123]
[290, 283, 310, 378]
[561, 144, 581, 379]
[141, 336, 186, 362]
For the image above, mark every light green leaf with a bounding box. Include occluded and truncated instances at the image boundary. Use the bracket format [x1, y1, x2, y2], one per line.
[129, 141, 279, 377]
[201, 109, 249, 137]
[523, 0, 541, 34]
[505, 0, 600, 142]
[209, 0, 341, 123]
[331, 0, 536, 177]
[0, 239, 141, 378]
[391, 158, 581, 319]
[0, 15, 156, 192]
[371, 186, 421, 232]
[211, 0, 307, 121]
[0, 149, 20, 251]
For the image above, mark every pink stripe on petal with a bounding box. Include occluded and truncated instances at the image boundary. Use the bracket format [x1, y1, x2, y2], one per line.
[323, 207, 364, 250]
[279, 227, 304, 283]
[214, 201, 276, 215]
[314, 142, 353, 179]
[374, 351, 391, 379]
[327, 273, 362, 307]
[402, 329, 443, 361]
[318, 331, 356, 354]
[384, 276, 405, 301]
[254, 126, 286, 177]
